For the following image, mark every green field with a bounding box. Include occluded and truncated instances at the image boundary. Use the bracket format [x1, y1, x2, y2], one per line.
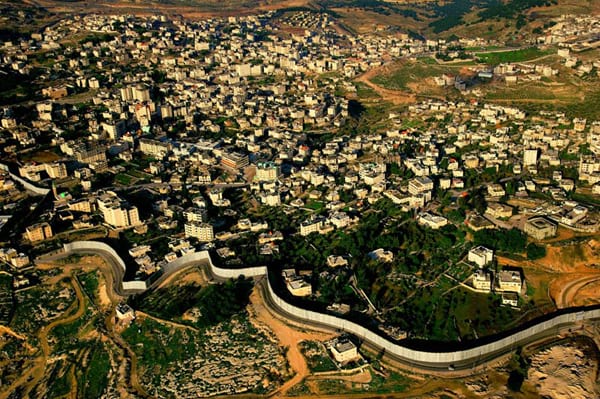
[354, 82, 380, 99]
[371, 62, 451, 91]
[305, 200, 325, 211]
[476, 47, 554, 65]
[114, 173, 133, 185]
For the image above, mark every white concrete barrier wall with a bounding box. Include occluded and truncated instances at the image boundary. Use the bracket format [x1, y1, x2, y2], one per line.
[122, 281, 148, 290]
[64, 241, 127, 273]
[161, 250, 267, 278]
[0, 163, 51, 196]
[266, 282, 600, 363]
[63, 241, 600, 365]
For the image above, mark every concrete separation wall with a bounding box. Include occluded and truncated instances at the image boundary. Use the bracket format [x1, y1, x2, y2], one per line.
[0, 163, 51, 196]
[163, 250, 267, 279]
[266, 282, 600, 364]
[61, 240, 600, 369]
[64, 241, 126, 272]
[62, 241, 266, 292]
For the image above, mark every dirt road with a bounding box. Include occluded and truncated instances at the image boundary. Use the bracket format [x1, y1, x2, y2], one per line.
[0, 276, 86, 399]
[247, 286, 335, 396]
[554, 274, 600, 308]
[355, 65, 416, 105]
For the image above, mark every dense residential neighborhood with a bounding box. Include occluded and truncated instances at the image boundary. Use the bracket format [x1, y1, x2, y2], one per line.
[1, 4, 600, 399]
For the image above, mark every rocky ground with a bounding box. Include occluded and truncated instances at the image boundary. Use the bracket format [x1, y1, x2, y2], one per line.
[528, 342, 599, 399]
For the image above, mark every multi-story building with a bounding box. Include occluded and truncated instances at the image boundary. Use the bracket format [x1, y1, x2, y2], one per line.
[255, 161, 280, 182]
[221, 151, 249, 170]
[25, 222, 53, 242]
[417, 212, 448, 229]
[184, 222, 214, 242]
[497, 270, 522, 293]
[328, 338, 359, 363]
[408, 176, 434, 202]
[487, 184, 506, 197]
[183, 208, 207, 223]
[286, 279, 312, 297]
[579, 155, 600, 183]
[524, 217, 557, 240]
[523, 148, 538, 166]
[45, 162, 68, 179]
[133, 84, 151, 102]
[19, 162, 68, 181]
[68, 198, 95, 213]
[472, 269, 492, 292]
[97, 191, 140, 228]
[485, 202, 513, 219]
[300, 218, 324, 236]
[260, 192, 281, 206]
[139, 138, 171, 157]
[75, 144, 107, 165]
[408, 176, 434, 194]
[468, 246, 494, 267]
[11, 253, 30, 268]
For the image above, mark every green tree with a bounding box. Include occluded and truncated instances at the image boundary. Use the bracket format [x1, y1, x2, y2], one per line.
[526, 243, 546, 260]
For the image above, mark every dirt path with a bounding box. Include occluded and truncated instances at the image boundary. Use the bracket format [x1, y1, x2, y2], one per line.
[38, 256, 123, 304]
[156, 266, 207, 290]
[355, 65, 416, 105]
[287, 376, 482, 399]
[135, 311, 199, 333]
[247, 285, 335, 397]
[0, 276, 86, 399]
[105, 314, 152, 399]
[307, 368, 372, 383]
[0, 325, 28, 341]
[555, 274, 600, 308]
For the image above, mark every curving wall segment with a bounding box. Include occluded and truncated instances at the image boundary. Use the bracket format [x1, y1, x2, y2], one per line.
[0, 163, 51, 196]
[61, 241, 600, 370]
[64, 241, 126, 271]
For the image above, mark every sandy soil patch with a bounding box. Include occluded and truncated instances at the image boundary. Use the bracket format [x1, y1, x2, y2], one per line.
[156, 267, 207, 290]
[98, 282, 113, 308]
[498, 236, 600, 310]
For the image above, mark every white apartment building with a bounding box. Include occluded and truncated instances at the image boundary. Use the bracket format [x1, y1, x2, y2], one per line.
[300, 218, 324, 236]
[255, 161, 280, 182]
[184, 222, 214, 242]
[523, 148, 538, 166]
[497, 270, 522, 293]
[417, 212, 448, 229]
[408, 176, 434, 196]
[472, 269, 492, 292]
[468, 246, 494, 267]
[97, 191, 140, 228]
